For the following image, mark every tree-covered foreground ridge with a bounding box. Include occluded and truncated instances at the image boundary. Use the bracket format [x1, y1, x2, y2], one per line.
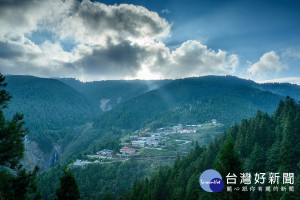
[120, 97, 300, 200]
[0, 73, 40, 199]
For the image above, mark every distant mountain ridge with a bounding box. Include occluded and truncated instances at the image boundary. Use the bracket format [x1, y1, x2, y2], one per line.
[93, 76, 299, 130]
[58, 78, 170, 111]
[5, 75, 300, 136]
[257, 82, 300, 100]
[155, 85, 283, 127]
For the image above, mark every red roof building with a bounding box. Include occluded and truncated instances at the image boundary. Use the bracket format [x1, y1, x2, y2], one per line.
[120, 147, 136, 155]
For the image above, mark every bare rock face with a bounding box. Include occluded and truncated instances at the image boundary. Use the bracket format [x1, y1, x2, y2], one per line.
[21, 136, 61, 171]
[100, 98, 112, 111]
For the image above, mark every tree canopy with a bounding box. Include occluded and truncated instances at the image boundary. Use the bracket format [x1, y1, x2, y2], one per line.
[0, 73, 40, 200]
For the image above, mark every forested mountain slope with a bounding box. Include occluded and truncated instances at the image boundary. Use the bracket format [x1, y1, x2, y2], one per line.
[258, 82, 300, 100]
[4, 75, 97, 157]
[120, 97, 300, 200]
[59, 78, 170, 111]
[154, 85, 283, 127]
[94, 76, 291, 130]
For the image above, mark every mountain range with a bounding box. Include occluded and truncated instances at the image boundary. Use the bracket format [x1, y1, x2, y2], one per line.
[3, 75, 300, 170]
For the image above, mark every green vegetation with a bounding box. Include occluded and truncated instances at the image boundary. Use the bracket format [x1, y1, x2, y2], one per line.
[3, 75, 300, 169]
[156, 86, 282, 127]
[0, 74, 40, 199]
[38, 159, 174, 200]
[120, 97, 300, 200]
[3, 75, 300, 199]
[258, 82, 300, 100]
[55, 169, 80, 200]
[93, 76, 285, 130]
[59, 78, 170, 111]
[5, 75, 97, 153]
[139, 149, 176, 157]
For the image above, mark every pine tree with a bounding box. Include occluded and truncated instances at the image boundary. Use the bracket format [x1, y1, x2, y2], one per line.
[235, 120, 249, 158]
[184, 174, 201, 200]
[279, 116, 295, 172]
[55, 168, 80, 200]
[214, 134, 243, 179]
[266, 139, 281, 172]
[248, 143, 265, 173]
[101, 193, 113, 200]
[274, 100, 285, 120]
[213, 134, 248, 200]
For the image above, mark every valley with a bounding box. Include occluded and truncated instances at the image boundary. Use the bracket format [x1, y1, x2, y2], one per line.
[2, 75, 300, 199]
[70, 121, 224, 167]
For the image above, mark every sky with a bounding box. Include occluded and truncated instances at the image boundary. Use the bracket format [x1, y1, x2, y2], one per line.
[0, 0, 299, 84]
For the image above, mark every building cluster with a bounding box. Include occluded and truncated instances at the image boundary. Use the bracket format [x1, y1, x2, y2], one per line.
[178, 129, 196, 133]
[96, 149, 113, 158]
[159, 124, 200, 135]
[73, 159, 102, 168]
[120, 146, 136, 155]
[186, 124, 202, 127]
[119, 122, 205, 156]
[118, 133, 161, 156]
[130, 133, 161, 148]
[74, 121, 218, 167]
[74, 160, 91, 168]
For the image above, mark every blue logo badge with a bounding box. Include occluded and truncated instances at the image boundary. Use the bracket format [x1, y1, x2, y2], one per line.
[199, 169, 224, 192]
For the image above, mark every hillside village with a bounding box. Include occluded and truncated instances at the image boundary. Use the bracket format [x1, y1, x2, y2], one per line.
[73, 119, 223, 168]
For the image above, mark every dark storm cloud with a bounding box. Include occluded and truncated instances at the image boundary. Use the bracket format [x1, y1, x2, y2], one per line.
[73, 1, 168, 38]
[0, 41, 24, 58]
[56, 0, 171, 45]
[74, 41, 146, 79]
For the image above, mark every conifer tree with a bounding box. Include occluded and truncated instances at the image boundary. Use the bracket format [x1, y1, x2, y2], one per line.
[55, 168, 80, 200]
[279, 116, 295, 172]
[213, 134, 248, 200]
[248, 143, 265, 173]
[266, 139, 281, 172]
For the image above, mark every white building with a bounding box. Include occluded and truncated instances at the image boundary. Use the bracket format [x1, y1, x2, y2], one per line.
[147, 140, 159, 147]
[131, 140, 146, 147]
[74, 160, 90, 168]
[178, 129, 196, 133]
[96, 149, 113, 157]
[137, 137, 148, 141]
[172, 124, 183, 131]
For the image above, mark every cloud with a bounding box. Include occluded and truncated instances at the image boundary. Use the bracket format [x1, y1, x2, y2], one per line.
[282, 49, 300, 60]
[161, 9, 170, 14]
[146, 40, 238, 79]
[74, 41, 148, 80]
[247, 51, 286, 76]
[256, 77, 300, 85]
[0, 0, 239, 81]
[55, 1, 171, 46]
[0, 0, 70, 37]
